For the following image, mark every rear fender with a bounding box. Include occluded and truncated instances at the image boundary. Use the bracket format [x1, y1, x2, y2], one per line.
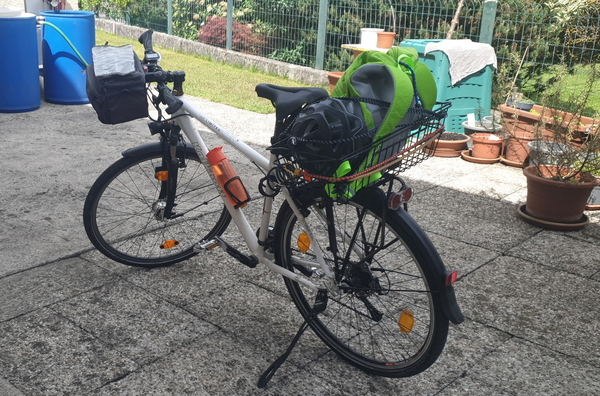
[354, 188, 464, 325]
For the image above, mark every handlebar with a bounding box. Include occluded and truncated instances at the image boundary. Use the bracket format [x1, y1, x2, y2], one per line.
[138, 30, 185, 114]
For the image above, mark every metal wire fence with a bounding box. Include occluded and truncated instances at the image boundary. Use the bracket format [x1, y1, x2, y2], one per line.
[86, 0, 600, 112]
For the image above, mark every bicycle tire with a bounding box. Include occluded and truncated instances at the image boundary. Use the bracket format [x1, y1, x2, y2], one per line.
[273, 186, 449, 377]
[83, 144, 231, 267]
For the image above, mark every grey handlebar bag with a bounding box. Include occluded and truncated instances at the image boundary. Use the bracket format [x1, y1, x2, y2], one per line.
[86, 44, 148, 125]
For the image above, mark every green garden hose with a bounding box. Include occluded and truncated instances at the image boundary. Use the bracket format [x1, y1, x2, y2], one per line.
[40, 20, 90, 67]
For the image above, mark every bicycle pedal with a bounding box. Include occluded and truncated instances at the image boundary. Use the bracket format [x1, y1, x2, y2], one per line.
[194, 239, 219, 252]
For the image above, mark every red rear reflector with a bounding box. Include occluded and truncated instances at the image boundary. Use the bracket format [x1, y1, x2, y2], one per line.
[387, 187, 413, 210]
[444, 270, 458, 286]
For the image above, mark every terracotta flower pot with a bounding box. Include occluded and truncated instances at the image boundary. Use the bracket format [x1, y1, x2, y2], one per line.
[425, 132, 470, 157]
[376, 31, 396, 49]
[326, 71, 344, 94]
[498, 103, 598, 140]
[523, 165, 597, 224]
[471, 133, 503, 159]
[504, 131, 535, 165]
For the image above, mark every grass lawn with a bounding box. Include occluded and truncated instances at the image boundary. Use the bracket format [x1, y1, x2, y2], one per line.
[96, 31, 326, 114]
[558, 65, 600, 116]
[524, 64, 600, 117]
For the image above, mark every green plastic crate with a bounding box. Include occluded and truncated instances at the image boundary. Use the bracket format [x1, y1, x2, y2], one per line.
[400, 39, 494, 134]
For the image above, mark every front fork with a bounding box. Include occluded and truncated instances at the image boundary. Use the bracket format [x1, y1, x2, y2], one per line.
[149, 121, 184, 220]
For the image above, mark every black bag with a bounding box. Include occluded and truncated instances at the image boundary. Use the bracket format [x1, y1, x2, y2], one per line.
[86, 44, 148, 124]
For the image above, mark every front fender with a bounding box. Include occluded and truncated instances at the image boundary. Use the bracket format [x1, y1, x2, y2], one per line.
[121, 142, 199, 159]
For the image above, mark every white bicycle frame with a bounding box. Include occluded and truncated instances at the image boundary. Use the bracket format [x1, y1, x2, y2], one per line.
[171, 96, 336, 292]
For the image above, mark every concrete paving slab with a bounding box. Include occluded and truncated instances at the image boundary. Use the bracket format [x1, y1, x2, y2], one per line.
[0, 102, 156, 277]
[93, 331, 341, 396]
[0, 308, 138, 395]
[581, 210, 600, 240]
[117, 255, 248, 307]
[408, 185, 539, 252]
[426, 232, 501, 278]
[278, 318, 515, 395]
[51, 278, 218, 366]
[507, 231, 600, 278]
[181, 275, 331, 367]
[0, 377, 25, 396]
[459, 255, 600, 366]
[0, 257, 116, 322]
[402, 156, 481, 187]
[441, 337, 600, 396]
[435, 163, 526, 200]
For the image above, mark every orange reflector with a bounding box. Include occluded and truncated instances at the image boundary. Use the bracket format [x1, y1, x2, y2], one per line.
[444, 270, 458, 286]
[155, 171, 169, 181]
[398, 309, 414, 333]
[297, 232, 311, 253]
[160, 240, 179, 249]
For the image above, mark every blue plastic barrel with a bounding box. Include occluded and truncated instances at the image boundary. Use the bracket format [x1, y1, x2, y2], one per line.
[41, 10, 95, 105]
[0, 10, 40, 113]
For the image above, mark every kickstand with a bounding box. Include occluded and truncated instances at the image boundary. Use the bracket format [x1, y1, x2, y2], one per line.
[257, 289, 328, 388]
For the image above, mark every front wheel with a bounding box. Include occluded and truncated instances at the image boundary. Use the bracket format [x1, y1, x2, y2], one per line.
[274, 187, 449, 377]
[83, 144, 230, 267]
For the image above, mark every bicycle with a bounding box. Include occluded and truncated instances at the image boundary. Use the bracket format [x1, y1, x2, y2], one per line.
[83, 30, 463, 387]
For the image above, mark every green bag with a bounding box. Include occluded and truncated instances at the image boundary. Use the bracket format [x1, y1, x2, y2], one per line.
[327, 47, 438, 197]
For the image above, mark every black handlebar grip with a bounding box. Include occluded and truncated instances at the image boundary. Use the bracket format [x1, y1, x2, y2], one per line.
[138, 30, 154, 53]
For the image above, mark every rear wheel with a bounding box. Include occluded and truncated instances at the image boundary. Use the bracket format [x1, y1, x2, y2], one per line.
[274, 187, 449, 377]
[83, 145, 230, 267]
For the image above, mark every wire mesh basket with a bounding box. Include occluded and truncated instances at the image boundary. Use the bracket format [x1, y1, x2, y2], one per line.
[272, 102, 450, 184]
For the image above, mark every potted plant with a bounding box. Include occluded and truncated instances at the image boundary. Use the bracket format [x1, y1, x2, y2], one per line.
[506, 93, 535, 111]
[499, 93, 598, 146]
[509, 66, 600, 230]
[503, 131, 535, 167]
[460, 119, 504, 163]
[466, 133, 504, 163]
[425, 131, 470, 157]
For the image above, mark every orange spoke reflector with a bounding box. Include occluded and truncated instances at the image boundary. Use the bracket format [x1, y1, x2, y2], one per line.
[398, 309, 415, 333]
[297, 232, 311, 253]
[160, 240, 179, 249]
[155, 171, 169, 181]
[206, 243, 219, 250]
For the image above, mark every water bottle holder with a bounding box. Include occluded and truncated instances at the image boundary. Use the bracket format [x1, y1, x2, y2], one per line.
[223, 176, 251, 208]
